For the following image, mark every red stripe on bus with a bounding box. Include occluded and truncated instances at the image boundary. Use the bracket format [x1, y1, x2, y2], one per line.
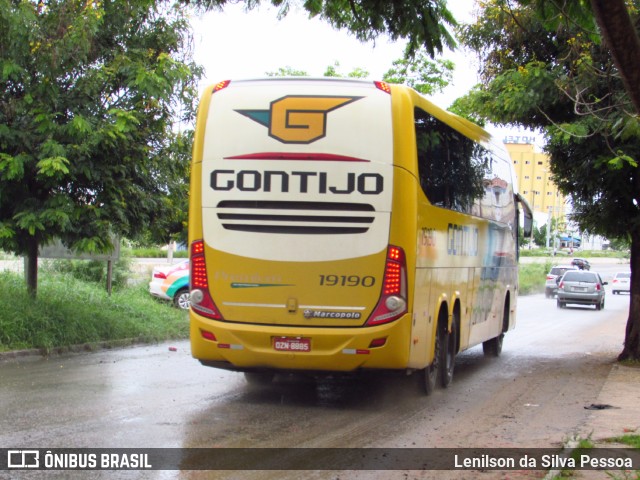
[224, 152, 370, 162]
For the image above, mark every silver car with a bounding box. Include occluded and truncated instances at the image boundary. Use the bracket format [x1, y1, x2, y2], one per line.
[557, 270, 607, 310]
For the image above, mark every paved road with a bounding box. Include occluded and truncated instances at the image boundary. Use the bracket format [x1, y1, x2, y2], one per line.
[0, 264, 631, 480]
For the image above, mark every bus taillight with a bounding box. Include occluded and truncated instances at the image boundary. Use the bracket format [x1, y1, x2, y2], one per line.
[190, 240, 223, 320]
[212, 80, 231, 93]
[374, 81, 391, 94]
[367, 246, 408, 326]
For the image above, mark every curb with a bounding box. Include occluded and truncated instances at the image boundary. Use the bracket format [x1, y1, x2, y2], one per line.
[0, 338, 149, 362]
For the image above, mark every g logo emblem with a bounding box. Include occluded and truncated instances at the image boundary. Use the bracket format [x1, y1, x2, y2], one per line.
[237, 95, 362, 144]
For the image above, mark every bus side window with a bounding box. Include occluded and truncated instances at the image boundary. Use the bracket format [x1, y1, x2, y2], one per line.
[414, 108, 489, 214]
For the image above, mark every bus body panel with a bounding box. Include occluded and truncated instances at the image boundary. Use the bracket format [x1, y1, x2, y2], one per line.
[189, 78, 521, 375]
[203, 250, 386, 327]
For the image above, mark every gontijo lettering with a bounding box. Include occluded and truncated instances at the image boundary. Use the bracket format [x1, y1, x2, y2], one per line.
[210, 170, 384, 195]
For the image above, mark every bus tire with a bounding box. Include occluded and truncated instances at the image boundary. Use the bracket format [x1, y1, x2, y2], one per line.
[440, 316, 457, 388]
[422, 327, 441, 395]
[482, 333, 504, 357]
[483, 298, 508, 357]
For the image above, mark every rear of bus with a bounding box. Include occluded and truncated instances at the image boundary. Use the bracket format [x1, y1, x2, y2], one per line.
[189, 78, 413, 374]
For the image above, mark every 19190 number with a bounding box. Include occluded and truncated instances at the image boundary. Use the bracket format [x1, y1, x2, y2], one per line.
[319, 275, 375, 287]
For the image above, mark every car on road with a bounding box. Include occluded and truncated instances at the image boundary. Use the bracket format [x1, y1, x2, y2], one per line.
[571, 258, 591, 270]
[556, 270, 607, 310]
[149, 260, 190, 309]
[611, 272, 631, 294]
[545, 265, 578, 298]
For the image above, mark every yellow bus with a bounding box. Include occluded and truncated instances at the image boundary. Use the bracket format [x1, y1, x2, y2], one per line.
[188, 78, 532, 394]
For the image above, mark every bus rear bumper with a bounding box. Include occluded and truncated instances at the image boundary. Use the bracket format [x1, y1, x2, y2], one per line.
[189, 312, 412, 373]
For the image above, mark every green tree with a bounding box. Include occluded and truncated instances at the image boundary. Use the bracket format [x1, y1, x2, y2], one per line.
[0, 0, 202, 297]
[458, 0, 640, 360]
[323, 61, 369, 78]
[266, 66, 309, 77]
[584, 0, 640, 114]
[265, 62, 368, 78]
[266, 51, 454, 95]
[382, 49, 454, 95]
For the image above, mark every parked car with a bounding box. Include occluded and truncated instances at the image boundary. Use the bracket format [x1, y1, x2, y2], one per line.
[149, 260, 190, 309]
[570, 258, 591, 270]
[545, 265, 578, 298]
[611, 272, 631, 294]
[556, 270, 607, 310]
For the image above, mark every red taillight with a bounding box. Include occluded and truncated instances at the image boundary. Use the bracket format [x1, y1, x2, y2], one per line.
[383, 247, 403, 295]
[153, 272, 167, 279]
[546, 275, 554, 280]
[200, 329, 217, 341]
[596, 284, 601, 291]
[368, 337, 387, 348]
[190, 240, 223, 320]
[191, 242, 207, 289]
[559, 281, 564, 289]
[367, 246, 408, 326]
[212, 80, 230, 93]
[374, 81, 391, 94]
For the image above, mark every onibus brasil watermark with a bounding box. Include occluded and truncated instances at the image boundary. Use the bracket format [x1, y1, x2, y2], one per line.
[2, 448, 638, 471]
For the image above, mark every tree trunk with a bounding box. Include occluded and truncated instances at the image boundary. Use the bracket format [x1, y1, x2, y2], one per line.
[25, 235, 39, 299]
[590, 0, 640, 115]
[619, 229, 640, 360]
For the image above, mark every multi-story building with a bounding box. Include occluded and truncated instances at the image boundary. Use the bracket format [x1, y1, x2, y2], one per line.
[503, 135, 608, 250]
[503, 136, 566, 225]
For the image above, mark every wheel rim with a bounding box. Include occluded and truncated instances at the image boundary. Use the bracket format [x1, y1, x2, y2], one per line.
[176, 292, 190, 309]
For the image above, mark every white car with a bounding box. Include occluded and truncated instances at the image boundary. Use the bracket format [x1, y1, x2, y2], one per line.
[149, 260, 190, 309]
[611, 272, 631, 294]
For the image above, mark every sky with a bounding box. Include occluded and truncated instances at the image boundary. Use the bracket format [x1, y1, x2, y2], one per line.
[190, 1, 477, 107]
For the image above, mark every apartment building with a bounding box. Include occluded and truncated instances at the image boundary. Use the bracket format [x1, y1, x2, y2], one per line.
[503, 136, 566, 224]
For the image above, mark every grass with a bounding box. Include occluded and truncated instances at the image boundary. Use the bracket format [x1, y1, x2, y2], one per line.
[608, 435, 640, 449]
[518, 261, 553, 295]
[0, 270, 188, 353]
[520, 249, 629, 259]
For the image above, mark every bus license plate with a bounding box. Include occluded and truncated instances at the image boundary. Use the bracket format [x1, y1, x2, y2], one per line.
[273, 337, 311, 352]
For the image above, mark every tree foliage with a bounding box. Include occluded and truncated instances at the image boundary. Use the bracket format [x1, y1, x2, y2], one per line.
[382, 50, 453, 95]
[458, 0, 640, 360]
[0, 0, 202, 296]
[265, 51, 454, 97]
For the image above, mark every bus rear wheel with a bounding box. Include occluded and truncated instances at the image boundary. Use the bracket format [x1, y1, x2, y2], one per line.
[422, 327, 441, 395]
[440, 318, 457, 388]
